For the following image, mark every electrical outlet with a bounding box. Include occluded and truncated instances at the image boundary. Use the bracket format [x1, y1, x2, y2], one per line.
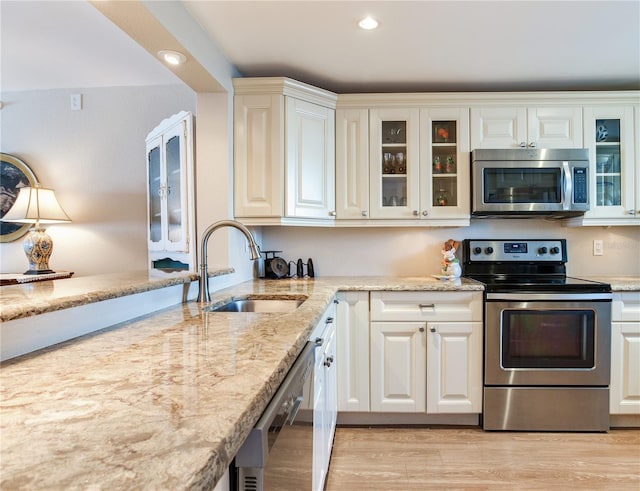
[70, 94, 82, 111]
[593, 240, 604, 256]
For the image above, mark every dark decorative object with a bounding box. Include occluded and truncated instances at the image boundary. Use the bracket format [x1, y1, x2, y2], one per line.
[0, 153, 38, 243]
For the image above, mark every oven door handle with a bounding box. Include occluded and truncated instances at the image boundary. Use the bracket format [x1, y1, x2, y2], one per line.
[486, 292, 612, 301]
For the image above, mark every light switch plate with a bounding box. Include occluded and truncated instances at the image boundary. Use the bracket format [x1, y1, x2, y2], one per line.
[593, 240, 604, 256]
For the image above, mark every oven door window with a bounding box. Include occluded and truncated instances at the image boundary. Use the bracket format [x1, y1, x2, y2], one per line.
[483, 167, 562, 204]
[501, 309, 595, 369]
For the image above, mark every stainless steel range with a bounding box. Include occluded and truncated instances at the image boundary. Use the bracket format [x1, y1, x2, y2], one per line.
[462, 239, 612, 432]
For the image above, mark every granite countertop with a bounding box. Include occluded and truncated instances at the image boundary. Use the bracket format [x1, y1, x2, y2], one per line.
[0, 270, 233, 322]
[583, 276, 640, 292]
[0, 275, 482, 490]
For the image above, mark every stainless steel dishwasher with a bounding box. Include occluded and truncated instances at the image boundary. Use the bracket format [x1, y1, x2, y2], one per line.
[233, 341, 317, 490]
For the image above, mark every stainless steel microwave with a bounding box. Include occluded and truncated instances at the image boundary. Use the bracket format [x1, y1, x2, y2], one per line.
[471, 148, 590, 218]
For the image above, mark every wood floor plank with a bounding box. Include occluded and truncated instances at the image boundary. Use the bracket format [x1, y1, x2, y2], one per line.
[326, 427, 640, 490]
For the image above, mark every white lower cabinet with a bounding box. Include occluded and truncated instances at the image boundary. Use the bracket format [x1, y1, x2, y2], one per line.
[336, 292, 370, 411]
[311, 302, 337, 491]
[338, 291, 483, 415]
[370, 321, 426, 412]
[426, 321, 483, 413]
[610, 292, 640, 416]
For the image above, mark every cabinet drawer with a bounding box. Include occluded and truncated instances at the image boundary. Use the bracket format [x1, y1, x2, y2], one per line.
[370, 291, 482, 322]
[613, 292, 640, 322]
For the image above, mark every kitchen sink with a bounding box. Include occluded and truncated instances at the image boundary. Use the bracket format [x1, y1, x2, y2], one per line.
[204, 297, 306, 313]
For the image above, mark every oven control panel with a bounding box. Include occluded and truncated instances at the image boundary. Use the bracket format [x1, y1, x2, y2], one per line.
[464, 239, 566, 262]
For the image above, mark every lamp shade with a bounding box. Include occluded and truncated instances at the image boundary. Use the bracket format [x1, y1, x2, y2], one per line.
[1, 185, 71, 224]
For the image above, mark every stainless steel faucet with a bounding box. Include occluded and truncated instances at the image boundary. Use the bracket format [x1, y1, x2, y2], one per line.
[198, 220, 261, 303]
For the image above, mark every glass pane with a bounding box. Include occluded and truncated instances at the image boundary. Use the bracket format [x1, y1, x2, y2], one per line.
[382, 121, 406, 144]
[502, 310, 595, 369]
[483, 168, 562, 204]
[382, 177, 407, 207]
[596, 175, 621, 206]
[433, 177, 457, 207]
[433, 121, 456, 144]
[148, 146, 162, 243]
[165, 135, 182, 243]
[596, 119, 620, 144]
[595, 119, 622, 208]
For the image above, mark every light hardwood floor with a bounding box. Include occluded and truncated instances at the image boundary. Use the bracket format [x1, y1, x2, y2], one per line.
[325, 427, 640, 490]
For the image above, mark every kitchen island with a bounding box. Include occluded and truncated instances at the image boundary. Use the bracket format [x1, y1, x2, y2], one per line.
[0, 275, 482, 490]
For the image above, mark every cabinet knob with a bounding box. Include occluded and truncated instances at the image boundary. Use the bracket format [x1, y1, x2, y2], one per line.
[628, 210, 636, 215]
[329, 211, 337, 217]
[430, 326, 436, 333]
[528, 142, 536, 148]
[413, 210, 419, 216]
[419, 326, 425, 332]
[326, 317, 334, 324]
[519, 142, 527, 148]
[315, 337, 324, 346]
[422, 210, 428, 216]
[361, 210, 368, 217]
[324, 355, 334, 367]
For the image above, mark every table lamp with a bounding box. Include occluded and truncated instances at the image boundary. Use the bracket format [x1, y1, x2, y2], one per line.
[1, 184, 71, 275]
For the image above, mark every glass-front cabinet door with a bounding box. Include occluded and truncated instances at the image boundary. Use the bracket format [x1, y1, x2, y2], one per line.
[419, 108, 470, 220]
[583, 106, 637, 223]
[369, 108, 420, 219]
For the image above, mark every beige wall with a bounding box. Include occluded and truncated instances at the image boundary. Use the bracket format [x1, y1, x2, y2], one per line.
[1, 85, 196, 275]
[2, 86, 637, 280]
[262, 221, 639, 277]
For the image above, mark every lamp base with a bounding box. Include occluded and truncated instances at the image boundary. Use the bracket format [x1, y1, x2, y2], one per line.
[23, 228, 55, 275]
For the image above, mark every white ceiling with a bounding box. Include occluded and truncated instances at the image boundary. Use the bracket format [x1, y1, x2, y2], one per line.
[2, 0, 639, 94]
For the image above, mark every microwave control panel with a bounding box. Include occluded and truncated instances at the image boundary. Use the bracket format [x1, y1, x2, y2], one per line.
[573, 167, 588, 204]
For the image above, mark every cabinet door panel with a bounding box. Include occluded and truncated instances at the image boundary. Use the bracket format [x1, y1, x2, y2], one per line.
[234, 94, 284, 217]
[286, 98, 335, 219]
[147, 136, 163, 250]
[583, 106, 636, 222]
[420, 107, 471, 220]
[610, 321, 640, 415]
[427, 322, 482, 413]
[370, 322, 426, 412]
[527, 107, 583, 148]
[369, 108, 420, 218]
[471, 107, 526, 149]
[336, 109, 369, 219]
[336, 292, 370, 411]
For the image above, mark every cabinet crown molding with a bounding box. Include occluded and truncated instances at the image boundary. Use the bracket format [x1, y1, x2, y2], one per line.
[233, 77, 337, 108]
[336, 90, 640, 108]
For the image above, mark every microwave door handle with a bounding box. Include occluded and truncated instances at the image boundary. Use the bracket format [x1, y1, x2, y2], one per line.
[562, 162, 572, 210]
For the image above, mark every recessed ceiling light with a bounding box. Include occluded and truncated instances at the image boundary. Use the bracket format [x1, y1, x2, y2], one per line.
[358, 16, 379, 30]
[157, 50, 187, 66]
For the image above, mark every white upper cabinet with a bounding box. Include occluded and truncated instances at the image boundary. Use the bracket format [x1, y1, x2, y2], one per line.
[579, 105, 638, 225]
[335, 95, 471, 226]
[369, 108, 421, 219]
[233, 93, 284, 218]
[419, 107, 471, 220]
[286, 97, 335, 219]
[335, 109, 370, 219]
[145, 111, 195, 273]
[471, 106, 583, 149]
[233, 78, 337, 226]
